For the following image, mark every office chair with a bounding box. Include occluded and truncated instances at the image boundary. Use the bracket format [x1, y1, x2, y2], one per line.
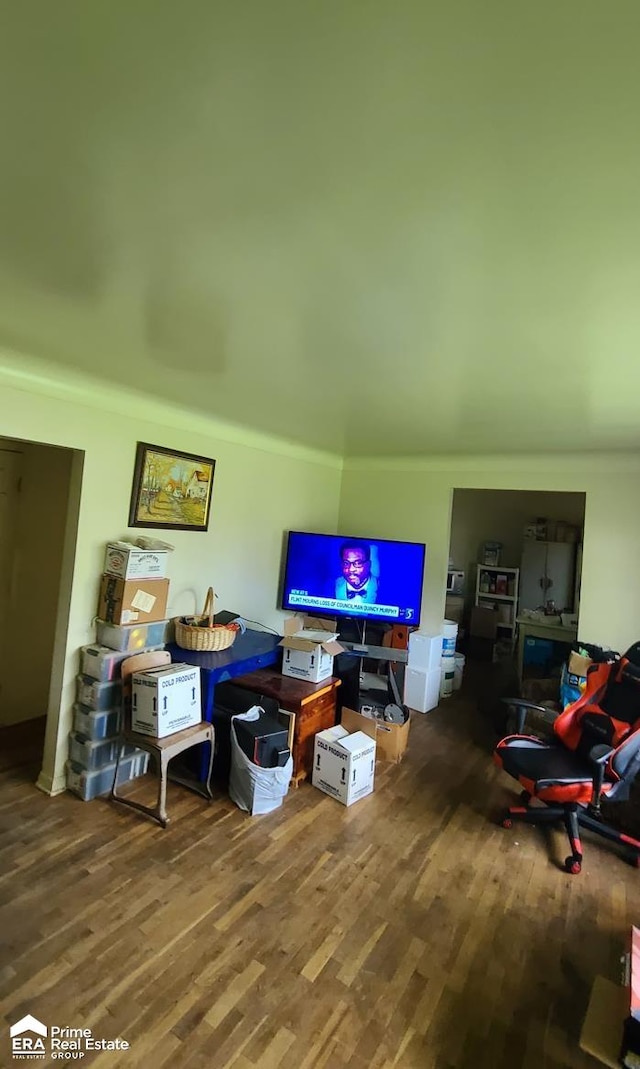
[494, 642, 640, 874]
[110, 650, 214, 828]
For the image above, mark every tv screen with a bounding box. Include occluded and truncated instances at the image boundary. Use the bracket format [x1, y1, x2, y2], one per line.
[281, 531, 426, 625]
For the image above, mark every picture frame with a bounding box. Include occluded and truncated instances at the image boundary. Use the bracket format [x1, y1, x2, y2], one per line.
[128, 442, 215, 531]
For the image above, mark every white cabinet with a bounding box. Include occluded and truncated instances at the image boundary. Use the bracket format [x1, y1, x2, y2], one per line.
[519, 541, 577, 612]
[474, 565, 520, 643]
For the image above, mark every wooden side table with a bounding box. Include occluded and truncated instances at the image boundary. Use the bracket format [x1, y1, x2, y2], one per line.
[231, 669, 340, 786]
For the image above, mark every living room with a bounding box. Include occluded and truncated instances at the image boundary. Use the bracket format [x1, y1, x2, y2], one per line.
[3, 2, 640, 1066]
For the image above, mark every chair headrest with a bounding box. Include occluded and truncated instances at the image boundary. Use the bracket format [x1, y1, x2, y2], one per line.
[622, 659, 640, 685]
[624, 641, 640, 671]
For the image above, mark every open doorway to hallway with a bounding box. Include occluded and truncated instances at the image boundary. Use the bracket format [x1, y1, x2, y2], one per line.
[446, 488, 586, 700]
[0, 437, 81, 787]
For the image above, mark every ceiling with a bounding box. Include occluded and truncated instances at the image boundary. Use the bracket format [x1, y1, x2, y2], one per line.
[1, 2, 639, 458]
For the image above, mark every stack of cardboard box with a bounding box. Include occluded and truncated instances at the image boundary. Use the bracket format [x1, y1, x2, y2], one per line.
[66, 542, 173, 800]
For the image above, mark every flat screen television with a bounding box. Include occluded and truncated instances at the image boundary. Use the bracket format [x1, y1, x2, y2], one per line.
[280, 531, 426, 625]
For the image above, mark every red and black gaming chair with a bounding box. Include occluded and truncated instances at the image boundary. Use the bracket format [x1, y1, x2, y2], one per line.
[494, 643, 640, 874]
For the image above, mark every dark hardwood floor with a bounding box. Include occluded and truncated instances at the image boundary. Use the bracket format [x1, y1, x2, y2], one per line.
[0, 686, 633, 1068]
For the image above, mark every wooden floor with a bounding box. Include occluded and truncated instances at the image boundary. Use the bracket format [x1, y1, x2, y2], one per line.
[0, 687, 636, 1069]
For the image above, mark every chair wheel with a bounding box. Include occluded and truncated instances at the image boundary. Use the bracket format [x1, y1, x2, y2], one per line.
[502, 818, 513, 829]
[565, 856, 582, 875]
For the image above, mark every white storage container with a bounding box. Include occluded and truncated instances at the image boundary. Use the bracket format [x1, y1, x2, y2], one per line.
[408, 630, 444, 673]
[440, 658, 455, 698]
[442, 620, 458, 657]
[404, 667, 441, 713]
[453, 653, 466, 691]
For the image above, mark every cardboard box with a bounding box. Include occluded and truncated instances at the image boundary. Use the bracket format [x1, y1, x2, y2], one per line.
[96, 618, 171, 652]
[470, 605, 499, 639]
[104, 542, 170, 581]
[312, 726, 375, 806]
[131, 663, 201, 738]
[98, 575, 170, 626]
[404, 666, 441, 713]
[279, 615, 344, 683]
[568, 651, 592, 677]
[341, 706, 409, 764]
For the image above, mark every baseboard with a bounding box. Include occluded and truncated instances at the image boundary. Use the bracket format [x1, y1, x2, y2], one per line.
[36, 769, 67, 796]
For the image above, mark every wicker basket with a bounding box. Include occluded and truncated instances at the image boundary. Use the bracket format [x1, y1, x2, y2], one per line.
[174, 588, 240, 652]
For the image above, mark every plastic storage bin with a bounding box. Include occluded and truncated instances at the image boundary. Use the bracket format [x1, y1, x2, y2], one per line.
[67, 732, 132, 771]
[523, 637, 554, 667]
[72, 704, 121, 741]
[453, 653, 466, 691]
[96, 618, 171, 652]
[66, 751, 149, 801]
[442, 620, 458, 657]
[76, 675, 122, 711]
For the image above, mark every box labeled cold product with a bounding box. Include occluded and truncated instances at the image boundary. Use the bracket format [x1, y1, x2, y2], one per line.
[96, 618, 171, 652]
[104, 542, 170, 581]
[131, 663, 201, 738]
[279, 615, 344, 683]
[312, 726, 375, 806]
[98, 575, 170, 625]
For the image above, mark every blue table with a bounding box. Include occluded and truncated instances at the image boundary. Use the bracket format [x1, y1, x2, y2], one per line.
[167, 629, 282, 779]
[168, 628, 282, 722]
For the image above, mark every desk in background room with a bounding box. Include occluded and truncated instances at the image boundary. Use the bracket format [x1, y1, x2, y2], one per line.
[516, 615, 578, 683]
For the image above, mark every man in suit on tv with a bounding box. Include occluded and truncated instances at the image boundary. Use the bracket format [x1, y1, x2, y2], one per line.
[334, 541, 379, 605]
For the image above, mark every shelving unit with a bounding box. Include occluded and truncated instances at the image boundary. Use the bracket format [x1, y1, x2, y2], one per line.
[475, 565, 520, 645]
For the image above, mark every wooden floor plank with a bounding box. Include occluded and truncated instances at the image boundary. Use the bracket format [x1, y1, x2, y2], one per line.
[0, 687, 635, 1067]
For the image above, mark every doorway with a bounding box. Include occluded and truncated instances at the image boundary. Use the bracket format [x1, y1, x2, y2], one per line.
[0, 437, 81, 786]
[446, 488, 586, 687]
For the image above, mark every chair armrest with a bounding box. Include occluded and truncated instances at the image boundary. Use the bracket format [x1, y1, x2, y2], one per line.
[589, 744, 613, 765]
[588, 744, 614, 811]
[502, 697, 552, 735]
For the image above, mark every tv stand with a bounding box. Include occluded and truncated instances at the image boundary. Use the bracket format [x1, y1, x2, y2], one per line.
[340, 641, 408, 664]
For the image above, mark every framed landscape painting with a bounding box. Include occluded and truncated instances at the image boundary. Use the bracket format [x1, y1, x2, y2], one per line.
[128, 442, 215, 531]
